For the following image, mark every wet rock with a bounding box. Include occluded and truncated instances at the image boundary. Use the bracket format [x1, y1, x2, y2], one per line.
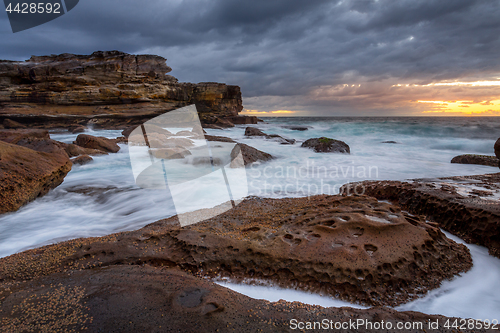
[149, 148, 192, 160]
[451, 154, 499, 167]
[70, 125, 86, 134]
[204, 135, 236, 143]
[2, 119, 26, 129]
[205, 135, 273, 165]
[341, 173, 500, 258]
[0, 195, 471, 307]
[0, 141, 71, 213]
[74, 134, 120, 153]
[301, 137, 350, 153]
[231, 143, 273, 165]
[245, 127, 295, 145]
[245, 127, 267, 137]
[0, 265, 487, 333]
[282, 125, 309, 131]
[71, 155, 94, 165]
[63, 143, 107, 158]
[121, 125, 138, 138]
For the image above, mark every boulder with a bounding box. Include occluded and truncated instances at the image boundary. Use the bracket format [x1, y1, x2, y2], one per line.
[2, 119, 26, 129]
[63, 143, 107, 158]
[121, 125, 138, 138]
[232, 143, 273, 165]
[0, 141, 71, 213]
[0, 129, 104, 158]
[74, 134, 120, 153]
[71, 155, 94, 165]
[205, 135, 236, 143]
[70, 125, 86, 134]
[301, 137, 350, 153]
[244, 127, 295, 145]
[204, 135, 272, 165]
[244, 127, 267, 137]
[451, 154, 498, 167]
[149, 148, 191, 160]
[0, 129, 50, 144]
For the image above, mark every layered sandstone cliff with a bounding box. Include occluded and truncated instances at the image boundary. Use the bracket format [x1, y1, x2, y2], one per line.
[0, 51, 253, 128]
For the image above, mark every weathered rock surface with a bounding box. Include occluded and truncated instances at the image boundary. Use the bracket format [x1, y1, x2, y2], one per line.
[2, 119, 25, 129]
[0, 51, 247, 129]
[0, 265, 491, 333]
[71, 154, 93, 165]
[74, 134, 120, 153]
[70, 125, 86, 134]
[0, 129, 106, 159]
[340, 173, 500, 258]
[0, 141, 71, 213]
[245, 127, 295, 144]
[451, 154, 499, 167]
[302, 137, 350, 153]
[0, 195, 471, 307]
[205, 135, 273, 165]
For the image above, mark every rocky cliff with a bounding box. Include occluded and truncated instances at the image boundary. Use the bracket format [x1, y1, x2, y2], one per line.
[0, 51, 254, 129]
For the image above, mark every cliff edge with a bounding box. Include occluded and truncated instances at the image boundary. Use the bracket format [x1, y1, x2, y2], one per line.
[0, 51, 256, 128]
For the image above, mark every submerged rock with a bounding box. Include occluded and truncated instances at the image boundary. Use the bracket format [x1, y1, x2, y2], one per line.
[0, 141, 71, 213]
[301, 137, 350, 153]
[74, 134, 120, 153]
[451, 154, 499, 167]
[205, 135, 273, 165]
[282, 125, 309, 131]
[71, 155, 94, 165]
[244, 127, 295, 145]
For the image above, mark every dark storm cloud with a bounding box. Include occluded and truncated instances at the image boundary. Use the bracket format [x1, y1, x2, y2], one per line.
[1, 0, 499, 114]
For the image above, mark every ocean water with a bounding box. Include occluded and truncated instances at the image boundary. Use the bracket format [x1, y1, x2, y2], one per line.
[0, 117, 499, 319]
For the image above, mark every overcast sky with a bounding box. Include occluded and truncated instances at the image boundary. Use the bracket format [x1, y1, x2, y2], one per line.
[1, 0, 500, 116]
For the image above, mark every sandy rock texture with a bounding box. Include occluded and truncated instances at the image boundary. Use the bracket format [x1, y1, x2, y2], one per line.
[0, 141, 71, 213]
[0, 265, 495, 333]
[341, 173, 500, 258]
[0, 195, 471, 307]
